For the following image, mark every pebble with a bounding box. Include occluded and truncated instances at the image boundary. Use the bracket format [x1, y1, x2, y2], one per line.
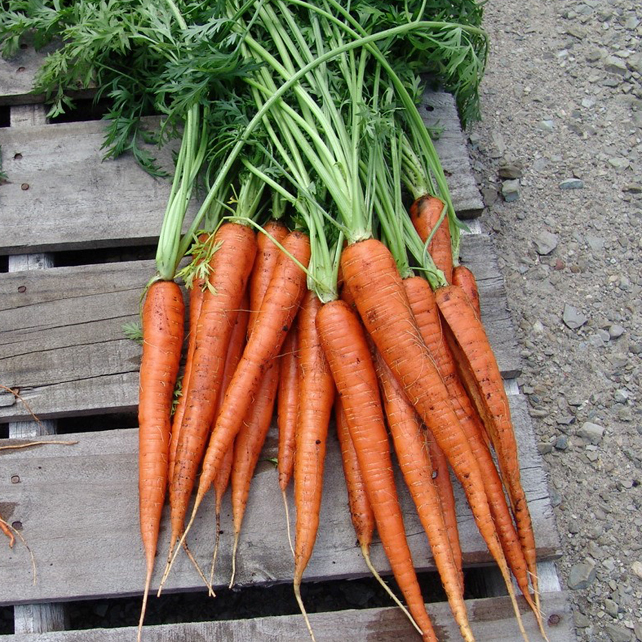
[604, 55, 629, 75]
[614, 389, 629, 403]
[563, 303, 588, 329]
[604, 623, 633, 642]
[609, 157, 630, 169]
[609, 324, 626, 338]
[604, 598, 619, 618]
[498, 160, 523, 179]
[539, 119, 555, 132]
[501, 179, 520, 202]
[587, 235, 605, 252]
[632, 561, 642, 580]
[555, 434, 570, 450]
[560, 178, 585, 189]
[568, 561, 597, 589]
[578, 422, 605, 445]
[534, 230, 559, 255]
[575, 611, 591, 628]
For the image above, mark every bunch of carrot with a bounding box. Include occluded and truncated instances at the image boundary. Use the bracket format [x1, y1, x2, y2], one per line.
[0, 1, 540, 640]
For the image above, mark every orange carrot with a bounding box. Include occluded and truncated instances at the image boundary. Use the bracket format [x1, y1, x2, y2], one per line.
[168, 268, 206, 488]
[292, 291, 335, 633]
[1, 516, 15, 548]
[436, 284, 540, 615]
[248, 220, 289, 334]
[341, 239, 527, 640]
[372, 349, 472, 642]
[335, 397, 420, 634]
[228, 222, 292, 586]
[335, 397, 374, 553]
[168, 223, 257, 563]
[137, 280, 184, 637]
[177, 231, 310, 553]
[452, 265, 481, 320]
[403, 275, 534, 606]
[317, 299, 437, 642]
[423, 428, 463, 592]
[210, 291, 249, 590]
[410, 195, 453, 284]
[229, 359, 281, 587]
[277, 323, 299, 492]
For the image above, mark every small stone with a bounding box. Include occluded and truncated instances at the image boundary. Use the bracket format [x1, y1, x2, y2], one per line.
[604, 623, 633, 642]
[498, 161, 524, 179]
[568, 561, 597, 590]
[604, 55, 629, 75]
[609, 324, 625, 338]
[532, 320, 545, 334]
[555, 434, 569, 450]
[622, 183, 642, 194]
[609, 157, 630, 169]
[501, 179, 520, 202]
[560, 178, 584, 189]
[534, 230, 559, 255]
[563, 304, 588, 329]
[631, 561, 642, 580]
[481, 186, 499, 206]
[587, 235, 605, 252]
[578, 422, 605, 445]
[539, 119, 555, 132]
[574, 611, 591, 628]
[605, 598, 619, 618]
[614, 389, 629, 403]
[538, 441, 553, 455]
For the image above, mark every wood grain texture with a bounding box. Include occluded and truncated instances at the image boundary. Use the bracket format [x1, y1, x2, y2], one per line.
[2, 592, 575, 642]
[0, 392, 559, 606]
[422, 92, 484, 219]
[0, 235, 519, 422]
[0, 92, 479, 255]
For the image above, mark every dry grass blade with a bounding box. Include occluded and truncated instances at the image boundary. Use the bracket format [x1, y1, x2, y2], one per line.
[0, 440, 78, 452]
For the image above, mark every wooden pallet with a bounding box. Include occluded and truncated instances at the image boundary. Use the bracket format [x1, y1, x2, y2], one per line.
[0, 45, 574, 641]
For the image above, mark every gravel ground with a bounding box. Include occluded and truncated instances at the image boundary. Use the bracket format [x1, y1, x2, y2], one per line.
[468, 2, 642, 640]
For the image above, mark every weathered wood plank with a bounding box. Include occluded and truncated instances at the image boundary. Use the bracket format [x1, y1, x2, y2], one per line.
[3, 592, 575, 642]
[421, 92, 484, 219]
[0, 119, 187, 256]
[0, 392, 558, 605]
[0, 92, 479, 255]
[0, 45, 50, 106]
[0, 233, 519, 422]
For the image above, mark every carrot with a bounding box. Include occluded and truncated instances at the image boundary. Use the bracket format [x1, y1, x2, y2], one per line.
[174, 230, 311, 560]
[229, 359, 281, 588]
[227, 221, 294, 586]
[436, 284, 540, 617]
[248, 220, 289, 335]
[317, 299, 437, 642]
[137, 279, 184, 638]
[372, 349, 473, 642]
[409, 195, 453, 284]
[167, 222, 257, 566]
[423, 428, 463, 592]
[452, 265, 481, 320]
[335, 397, 420, 634]
[1, 515, 15, 548]
[403, 275, 535, 607]
[277, 323, 299, 493]
[292, 291, 335, 638]
[168, 270, 206, 488]
[209, 291, 249, 591]
[341, 239, 528, 640]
